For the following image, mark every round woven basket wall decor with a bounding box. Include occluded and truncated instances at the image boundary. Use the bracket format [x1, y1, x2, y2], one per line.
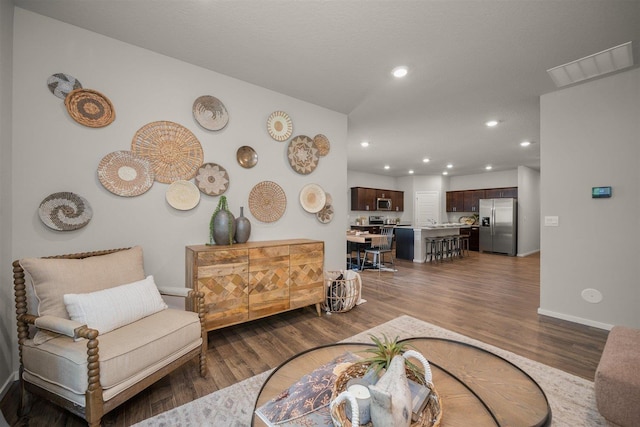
[195, 162, 229, 196]
[288, 135, 319, 175]
[193, 95, 229, 131]
[47, 73, 82, 99]
[249, 181, 287, 223]
[97, 150, 154, 197]
[131, 121, 204, 184]
[267, 111, 293, 141]
[313, 134, 331, 157]
[166, 180, 201, 210]
[299, 183, 326, 213]
[38, 192, 92, 231]
[316, 204, 334, 224]
[64, 88, 115, 128]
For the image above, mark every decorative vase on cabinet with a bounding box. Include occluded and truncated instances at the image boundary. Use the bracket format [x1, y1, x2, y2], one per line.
[235, 206, 251, 243]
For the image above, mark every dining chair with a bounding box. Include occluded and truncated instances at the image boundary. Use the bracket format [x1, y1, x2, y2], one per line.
[364, 227, 395, 274]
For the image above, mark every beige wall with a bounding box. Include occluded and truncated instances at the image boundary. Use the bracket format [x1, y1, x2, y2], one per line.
[6, 8, 348, 382]
[0, 0, 14, 400]
[540, 68, 640, 329]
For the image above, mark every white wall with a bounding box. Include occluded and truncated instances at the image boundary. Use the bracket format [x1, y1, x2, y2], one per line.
[347, 170, 400, 222]
[449, 169, 518, 191]
[9, 8, 348, 371]
[517, 166, 540, 256]
[540, 68, 640, 329]
[0, 0, 14, 401]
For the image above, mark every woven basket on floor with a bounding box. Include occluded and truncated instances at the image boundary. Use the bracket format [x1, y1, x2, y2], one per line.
[322, 271, 361, 313]
[330, 361, 442, 427]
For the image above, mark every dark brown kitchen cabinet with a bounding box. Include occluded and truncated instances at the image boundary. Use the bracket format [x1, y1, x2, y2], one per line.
[390, 190, 404, 212]
[351, 187, 377, 211]
[468, 226, 480, 251]
[484, 187, 518, 198]
[463, 190, 485, 213]
[446, 191, 465, 212]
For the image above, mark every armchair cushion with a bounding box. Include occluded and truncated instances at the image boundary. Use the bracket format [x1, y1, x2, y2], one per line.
[64, 275, 168, 335]
[20, 246, 145, 320]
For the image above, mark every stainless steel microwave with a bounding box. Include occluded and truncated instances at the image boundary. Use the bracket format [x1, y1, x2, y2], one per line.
[376, 198, 392, 210]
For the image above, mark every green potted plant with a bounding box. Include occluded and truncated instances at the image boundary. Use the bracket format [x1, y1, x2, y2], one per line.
[361, 334, 422, 380]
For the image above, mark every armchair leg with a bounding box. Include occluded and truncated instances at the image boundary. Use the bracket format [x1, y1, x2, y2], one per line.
[18, 383, 33, 417]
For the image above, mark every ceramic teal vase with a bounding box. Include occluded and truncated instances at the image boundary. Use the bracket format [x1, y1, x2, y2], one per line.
[234, 206, 251, 243]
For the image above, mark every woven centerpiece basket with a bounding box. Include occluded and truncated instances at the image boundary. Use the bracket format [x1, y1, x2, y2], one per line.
[330, 360, 443, 427]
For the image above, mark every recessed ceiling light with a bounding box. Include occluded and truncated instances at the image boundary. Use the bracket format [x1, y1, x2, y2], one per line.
[384, 165, 390, 170]
[361, 141, 369, 147]
[520, 141, 531, 147]
[442, 171, 448, 176]
[446, 163, 453, 169]
[408, 170, 414, 174]
[485, 120, 499, 127]
[392, 66, 408, 78]
[422, 158, 430, 163]
[485, 165, 493, 170]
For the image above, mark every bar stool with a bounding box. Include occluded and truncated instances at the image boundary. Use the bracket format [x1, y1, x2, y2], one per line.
[459, 234, 470, 257]
[441, 235, 455, 261]
[425, 237, 444, 263]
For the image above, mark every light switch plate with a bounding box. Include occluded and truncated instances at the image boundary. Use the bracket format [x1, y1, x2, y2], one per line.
[544, 216, 559, 226]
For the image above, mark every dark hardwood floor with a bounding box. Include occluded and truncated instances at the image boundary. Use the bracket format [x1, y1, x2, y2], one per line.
[1, 251, 609, 426]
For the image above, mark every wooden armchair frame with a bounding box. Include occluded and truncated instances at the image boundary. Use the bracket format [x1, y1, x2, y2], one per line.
[13, 248, 208, 426]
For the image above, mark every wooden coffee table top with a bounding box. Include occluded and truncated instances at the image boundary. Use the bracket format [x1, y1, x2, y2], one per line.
[252, 338, 551, 426]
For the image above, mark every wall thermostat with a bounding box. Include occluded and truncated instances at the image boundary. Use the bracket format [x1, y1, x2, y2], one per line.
[592, 186, 612, 198]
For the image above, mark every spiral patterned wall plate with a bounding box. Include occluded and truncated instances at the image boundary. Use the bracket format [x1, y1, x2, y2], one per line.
[64, 88, 115, 128]
[193, 95, 229, 131]
[166, 180, 201, 210]
[131, 121, 204, 184]
[316, 204, 334, 224]
[299, 183, 326, 213]
[313, 134, 331, 157]
[267, 111, 293, 141]
[47, 73, 82, 99]
[249, 181, 287, 223]
[38, 192, 92, 231]
[288, 135, 319, 174]
[97, 151, 154, 197]
[195, 162, 229, 196]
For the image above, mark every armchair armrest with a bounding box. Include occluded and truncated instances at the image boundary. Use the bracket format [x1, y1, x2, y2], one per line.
[157, 286, 192, 298]
[34, 315, 88, 339]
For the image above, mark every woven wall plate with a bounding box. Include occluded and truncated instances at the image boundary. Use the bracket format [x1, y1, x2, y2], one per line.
[47, 73, 82, 99]
[131, 121, 204, 184]
[38, 192, 92, 231]
[193, 95, 229, 131]
[249, 181, 287, 223]
[267, 111, 293, 141]
[288, 135, 319, 175]
[313, 134, 331, 157]
[64, 88, 115, 128]
[316, 204, 334, 224]
[195, 162, 229, 196]
[299, 183, 326, 213]
[166, 180, 201, 210]
[97, 150, 154, 197]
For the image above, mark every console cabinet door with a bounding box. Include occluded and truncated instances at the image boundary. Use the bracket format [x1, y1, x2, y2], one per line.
[249, 245, 290, 319]
[289, 242, 324, 309]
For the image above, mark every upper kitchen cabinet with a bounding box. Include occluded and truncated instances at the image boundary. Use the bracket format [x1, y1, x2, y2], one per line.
[446, 191, 465, 212]
[463, 190, 485, 213]
[390, 190, 404, 212]
[351, 187, 377, 211]
[484, 187, 518, 198]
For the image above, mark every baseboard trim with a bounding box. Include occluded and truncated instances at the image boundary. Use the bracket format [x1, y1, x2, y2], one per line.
[537, 308, 613, 331]
[0, 370, 17, 403]
[517, 249, 540, 257]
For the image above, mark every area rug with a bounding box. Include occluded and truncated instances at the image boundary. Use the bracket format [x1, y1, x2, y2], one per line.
[133, 315, 607, 426]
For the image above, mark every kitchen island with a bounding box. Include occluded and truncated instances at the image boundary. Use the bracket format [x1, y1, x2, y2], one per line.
[395, 224, 471, 262]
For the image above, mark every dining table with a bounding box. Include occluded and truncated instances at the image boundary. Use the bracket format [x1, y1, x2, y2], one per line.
[346, 232, 387, 270]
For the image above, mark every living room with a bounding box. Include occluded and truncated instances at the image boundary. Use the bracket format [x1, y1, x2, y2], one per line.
[1, 1, 639, 426]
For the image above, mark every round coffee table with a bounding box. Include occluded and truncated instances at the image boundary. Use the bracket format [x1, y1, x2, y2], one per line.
[252, 338, 551, 426]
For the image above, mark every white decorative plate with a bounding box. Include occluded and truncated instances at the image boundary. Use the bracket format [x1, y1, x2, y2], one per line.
[267, 111, 293, 141]
[299, 183, 326, 213]
[166, 180, 201, 210]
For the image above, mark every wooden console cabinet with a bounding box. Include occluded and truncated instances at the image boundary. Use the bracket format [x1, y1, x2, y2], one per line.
[186, 239, 324, 331]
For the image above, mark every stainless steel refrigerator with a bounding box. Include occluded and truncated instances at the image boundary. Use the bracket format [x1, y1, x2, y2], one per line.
[479, 198, 517, 256]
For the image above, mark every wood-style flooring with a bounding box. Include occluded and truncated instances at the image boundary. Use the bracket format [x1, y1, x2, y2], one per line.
[1, 251, 610, 426]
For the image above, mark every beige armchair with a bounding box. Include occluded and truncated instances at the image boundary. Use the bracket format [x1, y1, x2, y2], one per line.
[12, 246, 208, 426]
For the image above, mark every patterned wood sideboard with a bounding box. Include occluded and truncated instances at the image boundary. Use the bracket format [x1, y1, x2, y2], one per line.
[186, 239, 324, 331]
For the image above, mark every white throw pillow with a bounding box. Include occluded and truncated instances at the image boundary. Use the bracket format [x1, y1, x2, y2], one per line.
[63, 275, 168, 335]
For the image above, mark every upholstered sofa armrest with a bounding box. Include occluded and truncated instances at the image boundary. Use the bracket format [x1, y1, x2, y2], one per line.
[32, 315, 88, 339]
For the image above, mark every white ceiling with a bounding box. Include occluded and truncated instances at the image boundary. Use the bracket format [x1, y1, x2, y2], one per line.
[13, 0, 640, 177]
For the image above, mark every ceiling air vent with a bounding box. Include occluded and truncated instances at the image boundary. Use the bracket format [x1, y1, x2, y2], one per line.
[547, 41, 634, 87]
